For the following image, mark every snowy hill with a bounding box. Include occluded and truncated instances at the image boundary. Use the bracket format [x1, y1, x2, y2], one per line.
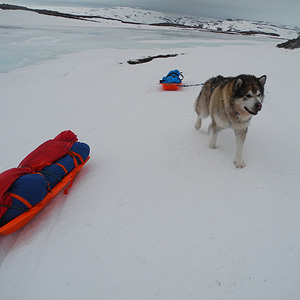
[52, 6, 173, 24]
[1, 4, 298, 39]
[47, 6, 299, 38]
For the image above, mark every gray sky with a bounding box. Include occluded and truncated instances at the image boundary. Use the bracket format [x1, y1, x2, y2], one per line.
[9, 0, 300, 26]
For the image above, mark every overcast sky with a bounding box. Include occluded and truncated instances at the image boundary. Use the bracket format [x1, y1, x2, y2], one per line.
[8, 0, 300, 26]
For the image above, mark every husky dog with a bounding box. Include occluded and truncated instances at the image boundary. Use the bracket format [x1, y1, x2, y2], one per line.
[195, 74, 267, 168]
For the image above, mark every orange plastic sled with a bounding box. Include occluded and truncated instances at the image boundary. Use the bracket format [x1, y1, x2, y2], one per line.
[161, 82, 182, 91]
[0, 156, 90, 235]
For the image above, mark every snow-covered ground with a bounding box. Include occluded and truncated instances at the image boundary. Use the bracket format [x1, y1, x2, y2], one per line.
[0, 9, 300, 300]
[0, 9, 278, 74]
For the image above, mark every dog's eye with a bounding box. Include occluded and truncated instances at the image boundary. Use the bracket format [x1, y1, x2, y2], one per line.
[257, 92, 261, 97]
[244, 94, 251, 99]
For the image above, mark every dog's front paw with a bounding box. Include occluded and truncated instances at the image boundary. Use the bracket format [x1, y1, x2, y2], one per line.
[234, 160, 246, 168]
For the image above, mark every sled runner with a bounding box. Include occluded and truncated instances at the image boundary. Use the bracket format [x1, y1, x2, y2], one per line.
[0, 131, 90, 235]
[159, 69, 184, 90]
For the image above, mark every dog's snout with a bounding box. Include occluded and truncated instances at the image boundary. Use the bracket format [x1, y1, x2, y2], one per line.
[255, 102, 262, 111]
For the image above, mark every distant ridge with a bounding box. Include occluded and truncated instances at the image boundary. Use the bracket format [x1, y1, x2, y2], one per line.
[0, 3, 85, 20]
[1, 4, 299, 38]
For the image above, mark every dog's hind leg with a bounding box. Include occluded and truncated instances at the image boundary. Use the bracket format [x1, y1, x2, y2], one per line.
[207, 122, 212, 135]
[195, 116, 202, 130]
[234, 129, 247, 168]
[194, 91, 210, 130]
[209, 122, 222, 149]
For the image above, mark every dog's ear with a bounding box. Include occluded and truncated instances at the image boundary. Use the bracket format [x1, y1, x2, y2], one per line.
[235, 78, 243, 90]
[258, 75, 267, 86]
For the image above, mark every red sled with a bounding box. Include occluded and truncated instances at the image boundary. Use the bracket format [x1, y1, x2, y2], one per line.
[0, 130, 90, 235]
[0, 157, 89, 235]
[161, 82, 182, 91]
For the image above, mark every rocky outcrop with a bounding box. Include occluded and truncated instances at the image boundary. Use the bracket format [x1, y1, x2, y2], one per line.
[277, 35, 300, 49]
[127, 54, 178, 65]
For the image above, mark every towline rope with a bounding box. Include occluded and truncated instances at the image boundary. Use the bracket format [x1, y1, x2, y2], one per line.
[181, 83, 204, 87]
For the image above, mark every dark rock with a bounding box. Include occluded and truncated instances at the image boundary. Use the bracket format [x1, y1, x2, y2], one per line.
[127, 54, 178, 65]
[277, 35, 300, 49]
[239, 30, 280, 36]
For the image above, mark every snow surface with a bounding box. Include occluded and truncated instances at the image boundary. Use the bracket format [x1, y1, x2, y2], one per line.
[1, 9, 300, 300]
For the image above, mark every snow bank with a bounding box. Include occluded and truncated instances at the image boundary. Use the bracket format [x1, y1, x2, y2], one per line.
[0, 10, 300, 300]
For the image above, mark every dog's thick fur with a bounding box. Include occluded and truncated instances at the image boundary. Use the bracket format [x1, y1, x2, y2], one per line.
[195, 74, 266, 168]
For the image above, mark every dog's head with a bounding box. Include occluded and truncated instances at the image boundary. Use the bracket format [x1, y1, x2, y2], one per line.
[233, 75, 267, 116]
